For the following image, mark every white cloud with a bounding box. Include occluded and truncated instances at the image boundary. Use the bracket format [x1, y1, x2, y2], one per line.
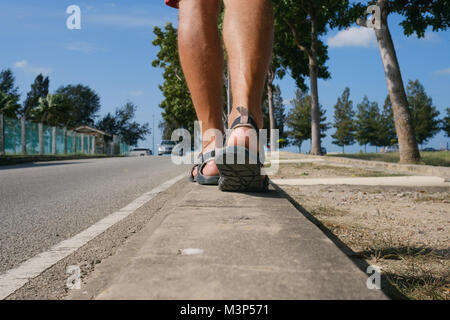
[129, 90, 145, 97]
[327, 27, 376, 48]
[14, 60, 28, 68]
[13, 60, 52, 75]
[64, 41, 105, 54]
[86, 14, 162, 28]
[433, 68, 450, 76]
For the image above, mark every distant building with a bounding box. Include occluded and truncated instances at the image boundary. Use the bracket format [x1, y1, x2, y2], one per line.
[74, 125, 111, 154]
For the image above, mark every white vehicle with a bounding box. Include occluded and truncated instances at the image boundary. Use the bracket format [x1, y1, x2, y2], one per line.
[384, 145, 399, 153]
[128, 148, 152, 157]
[158, 140, 177, 156]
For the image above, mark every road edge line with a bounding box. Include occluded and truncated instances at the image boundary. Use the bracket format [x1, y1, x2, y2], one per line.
[0, 173, 186, 299]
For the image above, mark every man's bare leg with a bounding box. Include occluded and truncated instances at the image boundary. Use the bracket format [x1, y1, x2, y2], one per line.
[223, 0, 274, 148]
[178, 0, 223, 176]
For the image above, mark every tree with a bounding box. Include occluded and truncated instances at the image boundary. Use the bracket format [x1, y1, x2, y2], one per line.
[442, 108, 450, 138]
[406, 80, 441, 146]
[55, 84, 101, 127]
[30, 94, 69, 126]
[22, 74, 49, 117]
[275, 0, 358, 155]
[287, 89, 329, 152]
[332, 87, 355, 153]
[262, 85, 288, 148]
[152, 23, 196, 138]
[0, 69, 21, 117]
[97, 102, 150, 146]
[355, 96, 380, 152]
[377, 95, 397, 147]
[356, 0, 450, 163]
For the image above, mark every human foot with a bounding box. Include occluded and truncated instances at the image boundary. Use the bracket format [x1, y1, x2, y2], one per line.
[215, 106, 268, 192]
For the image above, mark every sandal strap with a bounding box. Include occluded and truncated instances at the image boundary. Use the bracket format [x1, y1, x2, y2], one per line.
[225, 107, 262, 159]
[200, 149, 215, 165]
[230, 106, 260, 132]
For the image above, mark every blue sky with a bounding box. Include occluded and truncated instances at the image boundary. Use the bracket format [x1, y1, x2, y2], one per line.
[0, 1, 449, 154]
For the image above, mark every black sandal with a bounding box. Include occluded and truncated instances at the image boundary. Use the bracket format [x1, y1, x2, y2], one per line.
[215, 107, 269, 192]
[197, 150, 220, 185]
[190, 151, 220, 185]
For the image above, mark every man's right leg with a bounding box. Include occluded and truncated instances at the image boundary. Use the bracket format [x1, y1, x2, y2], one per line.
[178, 0, 223, 177]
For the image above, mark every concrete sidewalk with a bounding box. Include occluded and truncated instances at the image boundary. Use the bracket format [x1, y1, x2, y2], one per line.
[70, 182, 387, 300]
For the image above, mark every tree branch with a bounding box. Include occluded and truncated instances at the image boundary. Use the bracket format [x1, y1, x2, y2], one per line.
[356, 18, 368, 28]
[285, 19, 312, 58]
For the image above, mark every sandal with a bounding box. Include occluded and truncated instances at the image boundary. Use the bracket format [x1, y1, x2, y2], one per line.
[215, 106, 269, 192]
[191, 150, 220, 185]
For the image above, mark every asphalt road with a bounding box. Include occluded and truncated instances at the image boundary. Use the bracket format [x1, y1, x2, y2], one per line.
[0, 156, 188, 273]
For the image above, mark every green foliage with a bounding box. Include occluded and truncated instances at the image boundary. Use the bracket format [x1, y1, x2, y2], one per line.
[97, 102, 150, 146]
[442, 108, 450, 138]
[286, 89, 329, 152]
[387, 0, 450, 38]
[406, 80, 441, 145]
[30, 94, 69, 126]
[152, 23, 196, 139]
[22, 74, 49, 117]
[355, 96, 381, 150]
[55, 84, 101, 128]
[262, 85, 288, 148]
[378, 96, 398, 147]
[0, 69, 21, 117]
[331, 87, 355, 152]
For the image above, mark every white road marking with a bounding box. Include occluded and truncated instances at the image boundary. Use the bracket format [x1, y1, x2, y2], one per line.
[0, 173, 186, 300]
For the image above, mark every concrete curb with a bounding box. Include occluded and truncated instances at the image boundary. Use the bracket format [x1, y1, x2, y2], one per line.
[271, 152, 450, 179]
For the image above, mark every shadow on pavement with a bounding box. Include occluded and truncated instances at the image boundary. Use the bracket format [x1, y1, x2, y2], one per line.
[0, 161, 86, 170]
[270, 181, 408, 300]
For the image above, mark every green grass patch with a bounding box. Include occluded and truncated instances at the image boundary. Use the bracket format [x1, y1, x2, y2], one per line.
[327, 151, 450, 167]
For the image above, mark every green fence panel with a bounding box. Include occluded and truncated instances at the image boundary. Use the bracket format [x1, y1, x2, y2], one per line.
[43, 125, 52, 154]
[4, 117, 21, 155]
[67, 131, 74, 154]
[56, 127, 65, 154]
[84, 135, 89, 154]
[75, 135, 81, 154]
[26, 121, 39, 155]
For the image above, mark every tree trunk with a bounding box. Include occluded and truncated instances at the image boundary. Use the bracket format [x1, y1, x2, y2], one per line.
[342, 146, 344, 153]
[309, 14, 322, 156]
[0, 113, 4, 156]
[267, 70, 277, 152]
[374, 0, 420, 163]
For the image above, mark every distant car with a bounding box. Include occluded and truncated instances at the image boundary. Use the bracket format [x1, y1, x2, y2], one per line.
[422, 147, 437, 152]
[384, 145, 399, 153]
[129, 148, 152, 157]
[158, 140, 177, 156]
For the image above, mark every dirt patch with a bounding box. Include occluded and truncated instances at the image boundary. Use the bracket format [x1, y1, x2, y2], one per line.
[279, 183, 450, 300]
[270, 162, 406, 179]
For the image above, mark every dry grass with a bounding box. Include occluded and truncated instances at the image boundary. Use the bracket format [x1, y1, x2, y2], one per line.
[327, 151, 450, 167]
[284, 186, 449, 300]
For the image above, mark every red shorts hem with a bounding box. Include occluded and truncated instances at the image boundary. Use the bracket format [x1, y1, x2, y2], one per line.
[165, 0, 179, 9]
